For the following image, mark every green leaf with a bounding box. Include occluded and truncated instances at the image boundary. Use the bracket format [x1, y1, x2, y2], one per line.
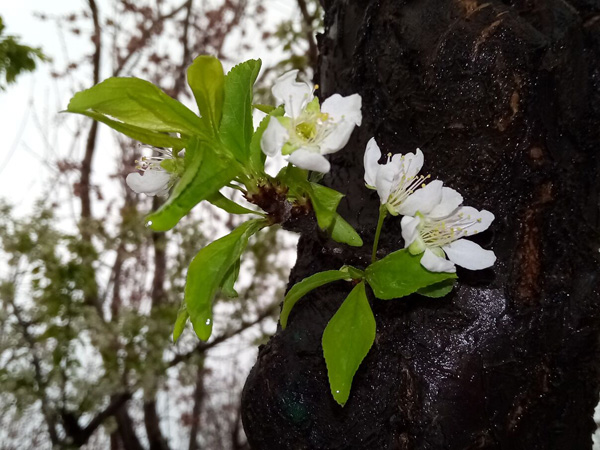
[187, 55, 224, 131]
[417, 278, 456, 298]
[207, 192, 260, 215]
[329, 214, 363, 247]
[365, 249, 457, 300]
[219, 59, 262, 163]
[185, 219, 267, 340]
[308, 182, 344, 230]
[280, 270, 350, 329]
[322, 282, 375, 406]
[147, 139, 242, 231]
[67, 77, 207, 138]
[221, 259, 241, 298]
[249, 106, 284, 173]
[78, 111, 186, 149]
[173, 303, 189, 342]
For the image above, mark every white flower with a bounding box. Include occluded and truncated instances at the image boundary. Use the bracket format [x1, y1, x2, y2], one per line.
[400, 187, 496, 273]
[364, 138, 437, 216]
[261, 70, 362, 173]
[126, 149, 180, 197]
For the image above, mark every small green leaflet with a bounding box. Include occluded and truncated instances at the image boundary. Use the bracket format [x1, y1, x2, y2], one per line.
[147, 139, 242, 231]
[417, 278, 456, 298]
[249, 106, 284, 173]
[322, 281, 375, 406]
[253, 104, 275, 114]
[207, 191, 260, 216]
[173, 302, 189, 342]
[219, 59, 262, 164]
[329, 214, 363, 247]
[280, 270, 351, 329]
[185, 219, 267, 341]
[187, 55, 225, 132]
[365, 249, 457, 300]
[308, 182, 344, 230]
[276, 165, 362, 247]
[66, 77, 208, 138]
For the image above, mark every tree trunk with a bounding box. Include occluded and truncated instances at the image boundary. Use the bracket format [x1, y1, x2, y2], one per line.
[242, 0, 600, 449]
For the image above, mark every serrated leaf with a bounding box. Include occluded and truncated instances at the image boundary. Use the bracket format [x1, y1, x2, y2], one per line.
[173, 303, 189, 342]
[147, 139, 242, 231]
[185, 219, 267, 340]
[280, 270, 351, 329]
[67, 77, 207, 137]
[322, 282, 375, 406]
[249, 106, 284, 173]
[219, 59, 262, 163]
[417, 279, 456, 298]
[308, 182, 344, 230]
[187, 55, 224, 131]
[365, 249, 457, 300]
[207, 191, 260, 215]
[329, 214, 363, 247]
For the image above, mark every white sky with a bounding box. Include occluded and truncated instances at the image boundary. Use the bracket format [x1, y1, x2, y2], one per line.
[0, 0, 297, 215]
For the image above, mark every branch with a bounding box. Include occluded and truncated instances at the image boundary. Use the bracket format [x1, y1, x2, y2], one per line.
[168, 302, 278, 368]
[187, 363, 205, 450]
[297, 0, 318, 67]
[80, 0, 102, 223]
[82, 392, 132, 441]
[172, 0, 194, 97]
[112, 0, 192, 77]
[8, 297, 60, 446]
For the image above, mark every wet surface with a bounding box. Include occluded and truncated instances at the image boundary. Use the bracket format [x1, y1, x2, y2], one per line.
[242, 0, 600, 448]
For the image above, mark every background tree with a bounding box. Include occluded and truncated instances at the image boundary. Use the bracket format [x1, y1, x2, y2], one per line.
[242, 1, 600, 449]
[0, 15, 47, 90]
[0, 0, 321, 448]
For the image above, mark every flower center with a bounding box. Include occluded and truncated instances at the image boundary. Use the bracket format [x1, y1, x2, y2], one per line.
[384, 153, 430, 210]
[419, 212, 483, 247]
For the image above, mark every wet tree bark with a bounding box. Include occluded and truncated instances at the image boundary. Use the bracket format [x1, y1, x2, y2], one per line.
[242, 0, 600, 449]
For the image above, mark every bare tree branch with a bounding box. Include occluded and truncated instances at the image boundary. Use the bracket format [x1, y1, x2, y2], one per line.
[187, 363, 205, 450]
[168, 302, 278, 369]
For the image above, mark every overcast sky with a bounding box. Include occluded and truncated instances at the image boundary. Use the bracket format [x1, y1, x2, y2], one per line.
[0, 0, 295, 216]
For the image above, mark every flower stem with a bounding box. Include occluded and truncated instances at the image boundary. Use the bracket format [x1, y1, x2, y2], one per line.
[371, 205, 388, 263]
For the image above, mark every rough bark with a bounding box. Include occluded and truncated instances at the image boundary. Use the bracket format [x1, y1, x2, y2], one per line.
[242, 1, 600, 449]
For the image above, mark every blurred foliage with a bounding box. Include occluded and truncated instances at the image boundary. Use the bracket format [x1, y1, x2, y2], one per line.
[0, 16, 47, 90]
[0, 0, 319, 448]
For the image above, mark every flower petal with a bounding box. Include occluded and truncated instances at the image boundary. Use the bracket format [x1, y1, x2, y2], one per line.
[397, 179, 444, 216]
[428, 187, 463, 219]
[319, 121, 356, 155]
[364, 138, 381, 187]
[402, 148, 424, 179]
[288, 149, 331, 173]
[443, 239, 496, 270]
[456, 206, 495, 235]
[272, 70, 314, 119]
[421, 248, 456, 273]
[375, 161, 398, 205]
[261, 117, 290, 157]
[321, 93, 362, 126]
[126, 170, 171, 196]
[401, 215, 421, 247]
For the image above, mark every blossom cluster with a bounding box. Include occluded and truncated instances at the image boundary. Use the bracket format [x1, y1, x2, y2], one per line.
[364, 138, 496, 273]
[123, 69, 495, 274]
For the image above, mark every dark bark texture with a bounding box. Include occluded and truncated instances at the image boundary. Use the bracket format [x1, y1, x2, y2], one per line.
[243, 0, 600, 449]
